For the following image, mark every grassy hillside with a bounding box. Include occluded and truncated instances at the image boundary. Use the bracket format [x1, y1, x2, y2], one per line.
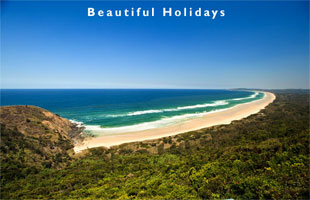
[0, 105, 83, 186]
[1, 91, 309, 199]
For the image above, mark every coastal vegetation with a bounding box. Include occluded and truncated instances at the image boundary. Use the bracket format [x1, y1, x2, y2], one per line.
[0, 106, 83, 185]
[0, 90, 309, 199]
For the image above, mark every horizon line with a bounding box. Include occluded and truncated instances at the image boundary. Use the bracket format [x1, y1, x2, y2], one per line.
[0, 88, 309, 90]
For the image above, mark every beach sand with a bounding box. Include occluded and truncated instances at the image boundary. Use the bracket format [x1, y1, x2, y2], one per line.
[74, 91, 276, 153]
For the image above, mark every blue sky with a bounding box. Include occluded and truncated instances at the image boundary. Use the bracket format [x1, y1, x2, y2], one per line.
[1, 1, 309, 89]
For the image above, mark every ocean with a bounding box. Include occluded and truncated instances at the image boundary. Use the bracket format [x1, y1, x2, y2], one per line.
[0, 89, 264, 136]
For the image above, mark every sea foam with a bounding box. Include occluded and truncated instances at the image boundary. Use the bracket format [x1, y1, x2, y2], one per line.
[106, 100, 229, 118]
[104, 92, 259, 118]
[231, 92, 259, 101]
[81, 91, 262, 136]
[85, 111, 213, 135]
[84, 106, 238, 136]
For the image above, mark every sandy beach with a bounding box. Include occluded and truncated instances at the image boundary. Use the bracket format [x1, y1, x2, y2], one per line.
[74, 91, 276, 153]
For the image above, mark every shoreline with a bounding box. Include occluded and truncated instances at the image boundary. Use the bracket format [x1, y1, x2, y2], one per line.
[74, 91, 276, 153]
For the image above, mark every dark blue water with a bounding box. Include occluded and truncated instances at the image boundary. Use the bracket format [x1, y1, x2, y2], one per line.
[1, 89, 263, 135]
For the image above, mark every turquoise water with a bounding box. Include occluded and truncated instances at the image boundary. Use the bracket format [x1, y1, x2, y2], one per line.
[1, 89, 264, 136]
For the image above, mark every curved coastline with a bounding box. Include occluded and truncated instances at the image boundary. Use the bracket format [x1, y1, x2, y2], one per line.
[74, 91, 276, 153]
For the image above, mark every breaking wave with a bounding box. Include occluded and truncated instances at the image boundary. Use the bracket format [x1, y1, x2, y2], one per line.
[85, 109, 229, 135]
[104, 92, 260, 118]
[77, 91, 263, 136]
[106, 100, 229, 118]
[231, 92, 259, 101]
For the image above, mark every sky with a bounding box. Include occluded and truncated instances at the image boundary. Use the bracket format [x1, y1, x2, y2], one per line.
[1, 1, 309, 89]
